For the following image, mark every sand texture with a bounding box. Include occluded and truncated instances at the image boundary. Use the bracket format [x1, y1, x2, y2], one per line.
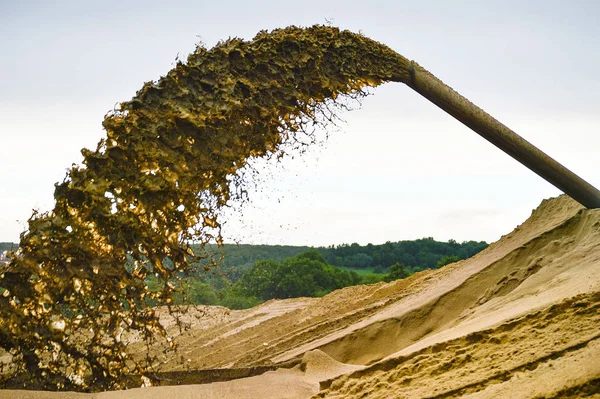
[2, 194, 600, 398]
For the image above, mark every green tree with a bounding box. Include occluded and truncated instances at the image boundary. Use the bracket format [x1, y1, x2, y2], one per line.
[236, 259, 282, 300]
[361, 274, 385, 284]
[345, 253, 373, 268]
[235, 250, 361, 300]
[436, 255, 459, 269]
[384, 262, 410, 282]
[218, 287, 261, 309]
[372, 264, 387, 274]
[184, 280, 219, 305]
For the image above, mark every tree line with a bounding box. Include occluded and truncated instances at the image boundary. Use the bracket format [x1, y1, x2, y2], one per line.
[173, 238, 488, 309]
[319, 238, 487, 271]
[191, 237, 488, 281]
[3, 238, 488, 309]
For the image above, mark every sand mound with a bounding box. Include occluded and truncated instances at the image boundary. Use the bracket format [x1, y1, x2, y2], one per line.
[317, 292, 600, 398]
[2, 369, 317, 399]
[2, 194, 600, 398]
[300, 350, 363, 384]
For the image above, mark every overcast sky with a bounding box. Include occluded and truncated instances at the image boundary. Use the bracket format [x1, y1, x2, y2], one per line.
[1, 0, 599, 246]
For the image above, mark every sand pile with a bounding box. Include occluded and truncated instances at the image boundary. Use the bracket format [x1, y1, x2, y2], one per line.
[3, 194, 600, 398]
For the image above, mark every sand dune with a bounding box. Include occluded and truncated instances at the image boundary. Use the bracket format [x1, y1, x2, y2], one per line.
[2, 194, 600, 398]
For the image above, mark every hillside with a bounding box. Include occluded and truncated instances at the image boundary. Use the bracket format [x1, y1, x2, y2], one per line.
[192, 238, 488, 279]
[0, 240, 487, 275]
[0, 243, 17, 254]
[3, 194, 600, 398]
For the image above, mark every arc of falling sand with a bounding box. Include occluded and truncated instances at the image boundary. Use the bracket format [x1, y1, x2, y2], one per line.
[2, 26, 599, 391]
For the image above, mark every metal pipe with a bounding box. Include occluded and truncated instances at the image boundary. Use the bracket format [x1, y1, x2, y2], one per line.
[405, 61, 600, 209]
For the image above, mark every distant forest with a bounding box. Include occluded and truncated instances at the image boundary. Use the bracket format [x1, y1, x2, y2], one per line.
[193, 238, 488, 280]
[2, 238, 488, 308]
[320, 238, 488, 271]
[0, 242, 18, 253]
[2, 238, 487, 272]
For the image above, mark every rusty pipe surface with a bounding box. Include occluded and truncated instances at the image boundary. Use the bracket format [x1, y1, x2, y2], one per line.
[405, 61, 600, 209]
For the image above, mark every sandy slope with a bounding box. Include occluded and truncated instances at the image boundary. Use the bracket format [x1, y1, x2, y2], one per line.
[2, 194, 600, 398]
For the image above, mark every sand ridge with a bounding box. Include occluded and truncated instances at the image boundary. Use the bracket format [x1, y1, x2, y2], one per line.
[138, 195, 588, 371]
[2, 195, 599, 398]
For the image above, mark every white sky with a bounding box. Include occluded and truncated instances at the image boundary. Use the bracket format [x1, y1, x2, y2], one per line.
[1, 0, 599, 246]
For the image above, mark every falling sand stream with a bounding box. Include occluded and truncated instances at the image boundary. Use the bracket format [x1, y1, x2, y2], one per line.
[1, 24, 597, 392]
[0, 26, 413, 391]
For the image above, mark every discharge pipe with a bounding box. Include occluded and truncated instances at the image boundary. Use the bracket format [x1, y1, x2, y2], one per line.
[401, 61, 600, 209]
